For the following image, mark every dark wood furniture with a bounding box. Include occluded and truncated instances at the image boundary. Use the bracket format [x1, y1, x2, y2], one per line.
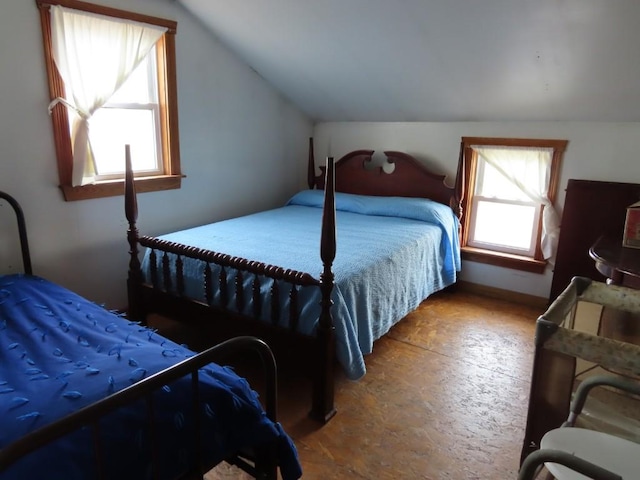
[589, 235, 640, 345]
[549, 179, 640, 303]
[590, 235, 640, 288]
[124, 138, 463, 423]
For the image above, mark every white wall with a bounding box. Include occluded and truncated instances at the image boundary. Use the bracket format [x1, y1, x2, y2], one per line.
[3, 0, 636, 305]
[313, 122, 640, 299]
[0, 0, 312, 308]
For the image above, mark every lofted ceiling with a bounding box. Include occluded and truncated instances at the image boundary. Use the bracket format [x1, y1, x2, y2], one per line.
[178, 0, 640, 122]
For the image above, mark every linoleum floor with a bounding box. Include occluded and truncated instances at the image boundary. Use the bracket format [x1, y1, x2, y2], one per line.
[199, 289, 542, 479]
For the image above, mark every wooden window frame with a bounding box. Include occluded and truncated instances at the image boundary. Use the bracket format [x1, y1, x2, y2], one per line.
[460, 137, 567, 273]
[36, 0, 182, 201]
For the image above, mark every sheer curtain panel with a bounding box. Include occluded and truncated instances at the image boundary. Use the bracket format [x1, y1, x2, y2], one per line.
[49, 6, 166, 186]
[471, 145, 560, 261]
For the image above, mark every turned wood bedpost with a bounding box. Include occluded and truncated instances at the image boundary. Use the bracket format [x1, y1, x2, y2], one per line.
[124, 145, 144, 321]
[454, 139, 465, 221]
[307, 137, 315, 189]
[311, 156, 338, 423]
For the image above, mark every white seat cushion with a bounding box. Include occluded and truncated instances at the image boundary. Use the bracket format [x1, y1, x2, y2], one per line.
[541, 427, 639, 479]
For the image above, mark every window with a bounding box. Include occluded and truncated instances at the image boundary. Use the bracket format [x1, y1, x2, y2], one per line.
[37, 0, 181, 201]
[460, 137, 567, 273]
[89, 48, 163, 180]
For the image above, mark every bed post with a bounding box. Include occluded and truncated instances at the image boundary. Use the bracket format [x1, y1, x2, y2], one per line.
[0, 192, 32, 275]
[454, 140, 465, 222]
[124, 145, 144, 322]
[307, 137, 316, 189]
[310, 156, 338, 423]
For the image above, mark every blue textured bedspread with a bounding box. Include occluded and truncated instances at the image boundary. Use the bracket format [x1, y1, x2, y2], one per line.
[0, 274, 301, 480]
[144, 191, 461, 380]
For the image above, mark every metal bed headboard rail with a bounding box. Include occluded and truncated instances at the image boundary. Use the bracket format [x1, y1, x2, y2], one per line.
[0, 191, 32, 275]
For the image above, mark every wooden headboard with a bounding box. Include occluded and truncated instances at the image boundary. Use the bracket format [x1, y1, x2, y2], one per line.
[307, 139, 463, 217]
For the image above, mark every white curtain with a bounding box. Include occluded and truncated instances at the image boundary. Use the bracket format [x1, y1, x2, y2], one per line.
[471, 145, 559, 261]
[49, 6, 166, 186]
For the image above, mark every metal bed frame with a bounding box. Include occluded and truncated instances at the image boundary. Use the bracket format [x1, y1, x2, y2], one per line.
[0, 190, 288, 479]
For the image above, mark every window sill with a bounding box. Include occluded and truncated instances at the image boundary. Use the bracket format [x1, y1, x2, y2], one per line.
[60, 175, 183, 201]
[461, 246, 547, 274]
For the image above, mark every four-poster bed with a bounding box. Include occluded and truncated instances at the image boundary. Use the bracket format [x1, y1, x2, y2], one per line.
[124, 139, 463, 422]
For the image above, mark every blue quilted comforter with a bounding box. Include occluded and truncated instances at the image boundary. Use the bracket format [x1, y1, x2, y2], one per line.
[0, 274, 301, 480]
[143, 191, 461, 380]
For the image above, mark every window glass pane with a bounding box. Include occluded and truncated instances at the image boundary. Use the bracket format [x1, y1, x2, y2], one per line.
[108, 47, 156, 104]
[476, 159, 529, 201]
[473, 200, 536, 250]
[89, 108, 159, 175]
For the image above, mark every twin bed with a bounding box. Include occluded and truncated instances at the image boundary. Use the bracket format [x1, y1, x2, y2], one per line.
[125, 139, 463, 422]
[0, 192, 301, 479]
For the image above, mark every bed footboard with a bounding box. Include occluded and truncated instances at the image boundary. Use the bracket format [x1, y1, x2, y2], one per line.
[0, 336, 281, 479]
[124, 146, 338, 423]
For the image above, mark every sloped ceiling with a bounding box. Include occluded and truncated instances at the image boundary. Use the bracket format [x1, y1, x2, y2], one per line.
[178, 0, 640, 122]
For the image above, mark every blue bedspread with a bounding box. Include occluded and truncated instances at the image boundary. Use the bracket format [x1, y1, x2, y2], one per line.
[0, 274, 301, 480]
[143, 191, 460, 380]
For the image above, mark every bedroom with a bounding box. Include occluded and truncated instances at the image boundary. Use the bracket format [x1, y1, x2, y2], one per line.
[1, 0, 640, 478]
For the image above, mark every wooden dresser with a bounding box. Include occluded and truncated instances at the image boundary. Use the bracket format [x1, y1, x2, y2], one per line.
[549, 179, 640, 302]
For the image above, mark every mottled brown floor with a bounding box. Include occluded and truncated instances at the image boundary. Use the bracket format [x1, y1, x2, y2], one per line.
[189, 289, 542, 479]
